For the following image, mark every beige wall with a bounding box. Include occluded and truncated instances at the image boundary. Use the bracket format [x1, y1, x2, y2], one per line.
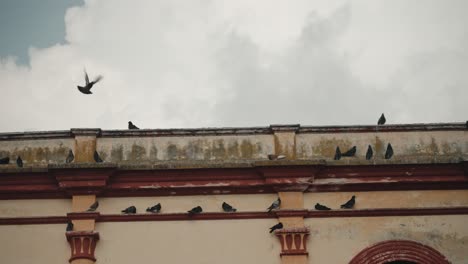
[306, 215, 468, 264]
[0, 224, 69, 264]
[0, 199, 71, 217]
[96, 219, 281, 264]
[0, 138, 74, 164]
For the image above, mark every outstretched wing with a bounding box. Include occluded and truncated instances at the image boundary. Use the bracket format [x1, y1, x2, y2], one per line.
[93, 75, 103, 83]
[84, 70, 90, 85]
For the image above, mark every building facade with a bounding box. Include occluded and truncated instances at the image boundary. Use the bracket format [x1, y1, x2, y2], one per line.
[0, 123, 467, 264]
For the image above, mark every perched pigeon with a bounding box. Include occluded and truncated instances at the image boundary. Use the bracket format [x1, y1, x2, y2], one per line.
[66, 150, 74, 164]
[341, 146, 357, 157]
[128, 121, 139, 130]
[465, 121, 468, 129]
[378, 113, 386, 125]
[366, 145, 373, 160]
[87, 201, 99, 212]
[0, 157, 9, 165]
[267, 154, 286, 160]
[66, 221, 74, 232]
[384, 143, 394, 159]
[315, 203, 331, 211]
[340, 195, 356, 209]
[334, 147, 342, 160]
[222, 202, 237, 212]
[269, 222, 283, 233]
[16, 156, 23, 167]
[146, 203, 161, 213]
[188, 206, 203, 216]
[94, 151, 103, 163]
[122, 206, 137, 214]
[267, 198, 281, 212]
[77, 70, 103, 94]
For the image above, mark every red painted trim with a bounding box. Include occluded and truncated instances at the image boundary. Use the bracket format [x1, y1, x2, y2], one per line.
[1, 207, 467, 225]
[349, 240, 450, 264]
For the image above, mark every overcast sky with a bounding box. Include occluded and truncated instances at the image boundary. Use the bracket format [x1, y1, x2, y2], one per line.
[0, 0, 467, 132]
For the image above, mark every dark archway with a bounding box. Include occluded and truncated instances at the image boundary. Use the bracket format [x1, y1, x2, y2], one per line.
[349, 240, 449, 264]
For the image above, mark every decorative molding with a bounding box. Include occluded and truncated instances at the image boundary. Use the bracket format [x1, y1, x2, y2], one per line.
[66, 231, 100, 262]
[70, 128, 102, 137]
[0, 216, 68, 225]
[349, 240, 450, 264]
[53, 167, 113, 195]
[67, 212, 100, 221]
[269, 124, 300, 132]
[306, 207, 468, 218]
[275, 227, 310, 256]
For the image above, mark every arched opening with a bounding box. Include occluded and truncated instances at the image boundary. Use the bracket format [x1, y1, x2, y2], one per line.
[349, 240, 449, 264]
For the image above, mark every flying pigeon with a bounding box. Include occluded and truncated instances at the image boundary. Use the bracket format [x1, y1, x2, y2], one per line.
[94, 151, 103, 163]
[378, 113, 386, 125]
[16, 156, 23, 167]
[341, 146, 357, 157]
[122, 205, 137, 214]
[146, 203, 161, 213]
[77, 69, 103, 94]
[267, 154, 286, 160]
[86, 201, 99, 212]
[66, 150, 74, 163]
[366, 145, 373, 160]
[340, 195, 356, 209]
[128, 121, 139, 130]
[269, 222, 283, 233]
[384, 143, 394, 159]
[334, 147, 341, 160]
[222, 202, 237, 212]
[315, 203, 331, 211]
[66, 221, 74, 232]
[267, 198, 281, 212]
[0, 157, 9, 164]
[188, 206, 203, 216]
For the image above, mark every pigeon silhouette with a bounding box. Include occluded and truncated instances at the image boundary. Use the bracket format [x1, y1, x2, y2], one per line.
[77, 70, 103, 94]
[94, 151, 103, 163]
[222, 202, 237, 212]
[315, 203, 331, 211]
[378, 113, 386, 125]
[122, 206, 137, 214]
[267, 154, 286, 160]
[0, 157, 9, 165]
[334, 147, 342, 160]
[267, 198, 281, 212]
[86, 201, 99, 212]
[366, 145, 373, 160]
[341, 196, 356, 209]
[128, 121, 139, 130]
[66, 221, 74, 232]
[465, 121, 468, 129]
[341, 146, 357, 157]
[188, 206, 203, 216]
[66, 150, 74, 163]
[16, 156, 23, 167]
[269, 222, 283, 233]
[385, 143, 394, 159]
[146, 203, 161, 213]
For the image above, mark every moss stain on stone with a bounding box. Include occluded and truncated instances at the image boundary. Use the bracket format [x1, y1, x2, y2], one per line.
[111, 145, 124, 162]
[167, 144, 178, 160]
[149, 145, 158, 161]
[128, 144, 147, 161]
[240, 140, 254, 158]
[227, 141, 240, 158]
[312, 138, 352, 157]
[212, 139, 226, 160]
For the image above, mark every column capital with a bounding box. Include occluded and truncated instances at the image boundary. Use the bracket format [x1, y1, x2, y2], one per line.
[66, 231, 100, 262]
[275, 227, 310, 256]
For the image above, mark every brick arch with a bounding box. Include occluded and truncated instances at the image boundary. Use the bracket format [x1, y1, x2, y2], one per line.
[349, 240, 449, 264]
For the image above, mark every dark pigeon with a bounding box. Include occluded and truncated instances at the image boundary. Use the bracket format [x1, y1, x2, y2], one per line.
[315, 203, 331, 211]
[269, 222, 283, 233]
[66, 150, 74, 164]
[188, 206, 203, 216]
[366, 145, 373, 160]
[0, 157, 9, 165]
[128, 121, 139, 130]
[77, 70, 103, 94]
[267, 198, 281, 212]
[465, 121, 468, 129]
[378, 113, 386, 125]
[66, 221, 74, 232]
[122, 206, 137, 214]
[222, 202, 237, 212]
[341, 146, 357, 157]
[385, 143, 394, 159]
[334, 147, 341, 160]
[94, 151, 103, 163]
[16, 156, 23, 168]
[340, 195, 356, 209]
[87, 201, 99, 212]
[146, 203, 161, 213]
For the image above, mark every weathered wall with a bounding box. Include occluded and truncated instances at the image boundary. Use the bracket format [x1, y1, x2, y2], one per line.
[0, 224, 69, 264]
[95, 220, 281, 264]
[0, 199, 71, 217]
[306, 215, 468, 264]
[0, 139, 74, 165]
